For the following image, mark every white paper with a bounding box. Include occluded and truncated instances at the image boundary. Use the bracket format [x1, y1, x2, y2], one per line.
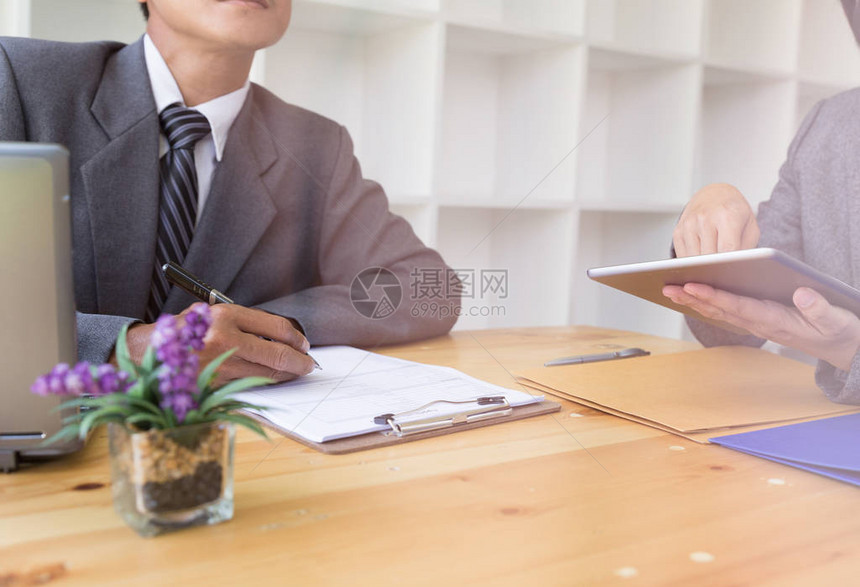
[235, 346, 543, 443]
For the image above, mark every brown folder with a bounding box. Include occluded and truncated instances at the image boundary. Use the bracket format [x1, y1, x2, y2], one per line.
[515, 346, 860, 443]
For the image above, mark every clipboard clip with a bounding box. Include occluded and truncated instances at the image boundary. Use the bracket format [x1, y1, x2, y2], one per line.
[373, 396, 512, 437]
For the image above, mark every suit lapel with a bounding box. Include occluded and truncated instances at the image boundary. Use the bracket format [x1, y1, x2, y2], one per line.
[81, 38, 160, 318]
[164, 91, 278, 312]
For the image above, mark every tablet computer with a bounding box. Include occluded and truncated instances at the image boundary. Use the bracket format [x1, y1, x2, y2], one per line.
[587, 248, 860, 332]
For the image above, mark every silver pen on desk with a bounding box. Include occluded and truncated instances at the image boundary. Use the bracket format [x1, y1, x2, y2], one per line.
[162, 261, 321, 370]
[544, 347, 650, 367]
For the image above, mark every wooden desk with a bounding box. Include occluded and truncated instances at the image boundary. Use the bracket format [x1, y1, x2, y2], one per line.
[2, 326, 859, 585]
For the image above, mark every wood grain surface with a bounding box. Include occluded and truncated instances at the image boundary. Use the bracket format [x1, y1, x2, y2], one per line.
[2, 326, 858, 586]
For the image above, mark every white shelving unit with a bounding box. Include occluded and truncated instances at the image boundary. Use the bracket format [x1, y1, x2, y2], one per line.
[7, 0, 860, 339]
[698, 70, 795, 207]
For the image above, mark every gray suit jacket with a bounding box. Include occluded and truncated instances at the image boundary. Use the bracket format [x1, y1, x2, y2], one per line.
[686, 89, 860, 404]
[0, 37, 458, 362]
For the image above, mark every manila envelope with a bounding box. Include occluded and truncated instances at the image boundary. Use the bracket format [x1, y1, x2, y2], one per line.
[515, 346, 860, 443]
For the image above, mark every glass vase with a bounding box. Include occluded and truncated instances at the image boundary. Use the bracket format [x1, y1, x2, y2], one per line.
[107, 421, 235, 537]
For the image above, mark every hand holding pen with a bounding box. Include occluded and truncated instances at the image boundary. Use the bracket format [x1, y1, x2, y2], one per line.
[157, 262, 320, 379]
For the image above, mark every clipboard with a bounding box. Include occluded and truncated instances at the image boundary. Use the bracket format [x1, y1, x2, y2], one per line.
[235, 345, 561, 454]
[243, 398, 561, 455]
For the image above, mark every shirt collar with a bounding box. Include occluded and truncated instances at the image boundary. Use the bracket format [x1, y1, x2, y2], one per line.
[143, 34, 250, 161]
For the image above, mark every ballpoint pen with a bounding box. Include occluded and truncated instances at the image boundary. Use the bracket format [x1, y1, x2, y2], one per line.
[544, 347, 650, 367]
[162, 261, 321, 370]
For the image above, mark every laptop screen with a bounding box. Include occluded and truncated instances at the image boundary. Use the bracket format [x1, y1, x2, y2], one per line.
[0, 143, 80, 469]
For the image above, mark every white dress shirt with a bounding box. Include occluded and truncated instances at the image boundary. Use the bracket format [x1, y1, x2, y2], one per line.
[142, 34, 250, 217]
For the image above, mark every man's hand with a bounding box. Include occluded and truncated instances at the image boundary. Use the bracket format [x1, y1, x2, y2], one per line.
[673, 183, 760, 257]
[121, 304, 315, 383]
[663, 283, 860, 371]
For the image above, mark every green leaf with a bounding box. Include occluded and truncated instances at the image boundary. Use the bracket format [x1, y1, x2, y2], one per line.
[137, 372, 161, 404]
[163, 407, 178, 429]
[79, 406, 131, 439]
[216, 413, 270, 440]
[206, 400, 268, 414]
[198, 377, 273, 414]
[125, 412, 166, 429]
[51, 396, 111, 411]
[114, 324, 137, 377]
[61, 413, 84, 425]
[211, 376, 273, 398]
[125, 379, 145, 399]
[140, 345, 156, 374]
[58, 394, 163, 423]
[196, 349, 236, 392]
[120, 395, 163, 416]
[40, 423, 83, 446]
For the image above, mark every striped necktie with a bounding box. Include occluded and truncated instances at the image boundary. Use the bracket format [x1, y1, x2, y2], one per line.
[145, 103, 211, 322]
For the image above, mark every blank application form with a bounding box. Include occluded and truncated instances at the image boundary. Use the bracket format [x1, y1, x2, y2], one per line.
[236, 346, 542, 443]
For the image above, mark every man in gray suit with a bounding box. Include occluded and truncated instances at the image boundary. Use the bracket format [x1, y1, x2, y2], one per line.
[664, 0, 860, 404]
[0, 0, 458, 381]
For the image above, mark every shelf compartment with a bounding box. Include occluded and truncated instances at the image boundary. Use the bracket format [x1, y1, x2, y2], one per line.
[435, 206, 574, 330]
[388, 202, 436, 247]
[705, 0, 802, 74]
[572, 209, 684, 339]
[697, 70, 795, 207]
[299, 0, 441, 15]
[576, 200, 682, 214]
[586, 0, 704, 57]
[436, 195, 574, 210]
[444, 0, 585, 37]
[0, 0, 29, 37]
[438, 24, 584, 205]
[292, 0, 438, 36]
[797, 0, 860, 87]
[267, 13, 443, 199]
[28, 0, 144, 43]
[578, 47, 699, 206]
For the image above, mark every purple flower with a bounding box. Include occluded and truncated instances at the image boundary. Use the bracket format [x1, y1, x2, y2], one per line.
[63, 362, 94, 396]
[31, 361, 133, 398]
[150, 313, 178, 347]
[158, 371, 195, 396]
[31, 363, 75, 396]
[33, 303, 215, 427]
[31, 375, 51, 396]
[152, 314, 187, 366]
[152, 308, 210, 408]
[94, 364, 127, 396]
[157, 351, 199, 393]
[48, 364, 70, 395]
[160, 390, 197, 423]
[181, 304, 211, 351]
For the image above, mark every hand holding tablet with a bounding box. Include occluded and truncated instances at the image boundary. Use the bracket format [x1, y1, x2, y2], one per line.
[588, 248, 860, 371]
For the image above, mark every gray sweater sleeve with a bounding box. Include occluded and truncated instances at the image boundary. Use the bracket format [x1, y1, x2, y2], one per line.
[684, 100, 860, 404]
[683, 104, 821, 349]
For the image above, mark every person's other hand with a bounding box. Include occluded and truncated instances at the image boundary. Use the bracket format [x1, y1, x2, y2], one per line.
[121, 304, 315, 383]
[663, 283, 860, 371]
[673, 183, 760, 257]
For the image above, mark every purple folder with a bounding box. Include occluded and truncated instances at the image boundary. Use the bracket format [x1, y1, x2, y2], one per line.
[710, 413, 860, 487]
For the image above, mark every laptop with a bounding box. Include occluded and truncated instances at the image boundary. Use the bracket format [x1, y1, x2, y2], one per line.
[0, 143, 81, 472]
